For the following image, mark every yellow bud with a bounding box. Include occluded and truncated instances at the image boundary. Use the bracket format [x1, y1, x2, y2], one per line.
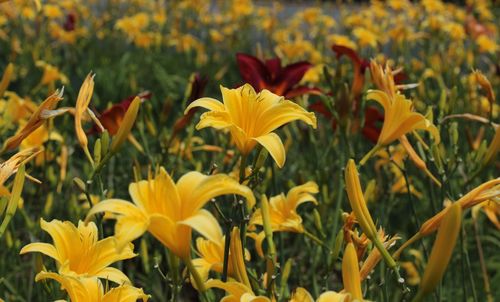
[72, 177, 87, 193]
[415, 203, 462, 301]
[110, 96, 141, 153]
[342, 242, 363, 301]
[229, 227, 251, 288]
[0, 63, 14, 97]
[345, 159, 377, 238]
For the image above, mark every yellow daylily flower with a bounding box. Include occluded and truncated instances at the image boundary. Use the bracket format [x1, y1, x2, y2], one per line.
[205, 279, 271, 302]
[86, 167, 255, 260]
[360, 90, 440, 165]
[185, 84, 317, 168]
[2, 88, 64, 152]
[35, 60, 69, 87]
[20, 219, 135, 284]
[249, 182, 318, 257]
[35, 273, 149, 302]
[191, 216, 250, 284]
[370, 90, 440, 146]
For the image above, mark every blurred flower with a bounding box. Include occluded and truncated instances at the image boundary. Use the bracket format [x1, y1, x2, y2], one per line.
[86, 167, 255, 260]
[35, 61, 68, 87]
[186, 84, 317, 168]
[476, 34, 498, 53]
[353, 27, 378, 48]
[2, 88, 64, 152]
[236, 53, 320, 98]
[35, 273, 149, 302]
[20, 219, 135, 284]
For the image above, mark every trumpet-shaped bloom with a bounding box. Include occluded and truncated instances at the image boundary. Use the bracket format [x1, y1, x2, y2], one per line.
[185, 84, 317, 168]
[86, 168, 255, 259]
[20, 219, 135, 284]
[367, 90, 440, 147]
[35, 273, 149, 302]
[249, 182, 318, 257]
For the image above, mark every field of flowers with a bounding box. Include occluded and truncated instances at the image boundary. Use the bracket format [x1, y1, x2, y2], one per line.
[0, 0, 499, 301]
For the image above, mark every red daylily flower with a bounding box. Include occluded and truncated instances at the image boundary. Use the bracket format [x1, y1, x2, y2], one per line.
[331, 45, 370, 102]
[90, 91, 152, 135]
[236, 53, 320, 98]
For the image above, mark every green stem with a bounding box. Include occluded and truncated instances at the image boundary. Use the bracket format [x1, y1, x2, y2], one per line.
[360, 144, 382, 166]
[393, 233, 423, 260]
[221, 222, 232, 282]
[184, 256, 207, 300]
[303, 230, 331, 251]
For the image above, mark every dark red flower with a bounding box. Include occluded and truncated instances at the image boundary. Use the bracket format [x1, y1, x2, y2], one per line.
[308, 45, 382, 143]
[236, 53, 321, 98]
[90, 91, 152, 135]
[63, 12, 76, 32]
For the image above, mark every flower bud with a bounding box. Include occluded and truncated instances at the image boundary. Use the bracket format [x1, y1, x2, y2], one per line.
[110, 96, 141, 153]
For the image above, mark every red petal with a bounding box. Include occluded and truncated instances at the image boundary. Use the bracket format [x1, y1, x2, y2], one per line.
[236, 53, 269, 91]
[265, 57, 282, 80]
[275, 61, 313, 93]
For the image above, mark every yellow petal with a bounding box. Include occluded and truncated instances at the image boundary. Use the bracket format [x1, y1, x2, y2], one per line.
[256, 100, 317, 135]
[184, 97, 225, 114]
[94, 266, 131, 285]
[317, 291, 351, 302]
[205, 279, 253, 297]
[196, 111, 232, 130]
[103, 284, 149, 302]
[179, 209, 223, 247]
[180, 172, 256, 215]
[253, 133, 286, 168]
[19, 242, 59, 262]
[290, 287, 314, 302]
